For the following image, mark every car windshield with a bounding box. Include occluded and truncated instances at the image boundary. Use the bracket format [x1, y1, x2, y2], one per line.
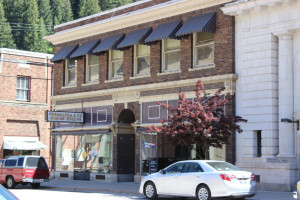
[25, 157, 48, 169]
[206, 162, 242, 171]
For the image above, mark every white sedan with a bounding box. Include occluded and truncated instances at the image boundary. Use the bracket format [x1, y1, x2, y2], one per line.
[139, 160, 257, 200]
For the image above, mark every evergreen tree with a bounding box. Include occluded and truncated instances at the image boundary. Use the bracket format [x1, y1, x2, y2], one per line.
[22, 0, 41, 51]
[99, 0, 133, 11]
[70, 0, 80, 19]
[52, 0, 73, 25]
[78, 0, 101, 18]
[3, 0, 24, 49]
[37, 17, 49, 53]
[38, 0, 53, 34]
[0, 1, 16, 48]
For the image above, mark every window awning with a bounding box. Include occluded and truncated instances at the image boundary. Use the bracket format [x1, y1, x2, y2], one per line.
[52, 129, 111, 136]
[117, 27, 152, 49]
[175, 12, 216, 37]
[70, 39, 100, 59]
[144, 20, 182, 43]
[50, 44, 79, 62]
[92, 33, 125, 54]
[4, 140, 47, 151]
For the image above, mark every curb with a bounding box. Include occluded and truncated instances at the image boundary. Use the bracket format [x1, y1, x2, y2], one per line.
[40, 186, 140, 195]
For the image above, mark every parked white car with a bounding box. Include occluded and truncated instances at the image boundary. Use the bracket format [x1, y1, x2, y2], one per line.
[139, 160, 257, 200]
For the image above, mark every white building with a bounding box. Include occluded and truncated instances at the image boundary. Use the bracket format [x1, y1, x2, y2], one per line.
[222, 0, 300, 191]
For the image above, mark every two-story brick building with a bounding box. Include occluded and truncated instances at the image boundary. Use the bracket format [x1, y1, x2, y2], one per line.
[45, 0, 236, 182]
[0, 48, 52, 166]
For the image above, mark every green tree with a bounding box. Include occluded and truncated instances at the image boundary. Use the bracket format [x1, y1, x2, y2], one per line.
[52, 0, 73, 25]
[70, 0, 80, 19]
[99, 0, 133, 11]
[22, 0, 41, 51]
[38, 0, 53, 34]
[3, 0, 24, 48]
[0, 1, 16, 48]
[37, 18, 49, 53]
[78, 0, 101, 18]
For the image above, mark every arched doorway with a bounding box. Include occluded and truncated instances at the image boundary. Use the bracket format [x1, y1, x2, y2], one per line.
[114, 109, 136, 181]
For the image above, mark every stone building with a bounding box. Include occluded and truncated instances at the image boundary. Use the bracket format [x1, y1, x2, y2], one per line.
[45, 0, 237, 182]
[222, 0, 300, 191]
[0, 48, 52, 166]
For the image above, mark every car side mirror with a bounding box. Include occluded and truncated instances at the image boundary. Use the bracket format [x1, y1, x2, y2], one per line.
[159, 169, 165, 174]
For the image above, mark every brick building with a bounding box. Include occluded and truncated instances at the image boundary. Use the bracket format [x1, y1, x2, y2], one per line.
[45, 0, 236, 182]
[0, 48, 52, 166]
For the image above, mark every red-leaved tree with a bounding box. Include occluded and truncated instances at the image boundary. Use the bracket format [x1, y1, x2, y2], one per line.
[148, 80, 247, 159]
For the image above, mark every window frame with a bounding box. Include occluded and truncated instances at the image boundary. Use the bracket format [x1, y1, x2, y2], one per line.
[85, 54, 99, 83]
[193, 32, 215, 68]
[16, 76, 31, 102]
[134, 44, 151, 76]
[161, 38, 181, 72]
[65, 59, 77, 86]
[108, 50, 123, 80]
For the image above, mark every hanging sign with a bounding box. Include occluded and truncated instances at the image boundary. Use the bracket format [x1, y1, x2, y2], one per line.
[45, 111, 84, 123]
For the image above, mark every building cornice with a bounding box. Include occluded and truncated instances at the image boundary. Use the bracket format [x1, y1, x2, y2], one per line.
[0, 48, 53, 59]
[50, 73, 238, 102]
[45, 0, 232, 45]
[222, 0, 286, 16]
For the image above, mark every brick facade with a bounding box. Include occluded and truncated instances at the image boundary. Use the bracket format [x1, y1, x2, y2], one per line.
[0, 49, 52, 167]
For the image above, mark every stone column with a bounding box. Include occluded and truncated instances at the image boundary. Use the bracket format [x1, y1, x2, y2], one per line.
[277, 31, 295, 157]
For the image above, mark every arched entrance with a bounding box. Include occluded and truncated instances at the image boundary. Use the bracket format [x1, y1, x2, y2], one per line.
[113, 109, 136, 182]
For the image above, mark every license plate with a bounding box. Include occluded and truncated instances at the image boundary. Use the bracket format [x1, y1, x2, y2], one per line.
[240, 180, 247, 184]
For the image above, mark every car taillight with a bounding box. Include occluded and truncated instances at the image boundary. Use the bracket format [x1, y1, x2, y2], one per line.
[22, 169, 25, 177]
[220, 174, 236, 181]
[250, 173, 256, 181]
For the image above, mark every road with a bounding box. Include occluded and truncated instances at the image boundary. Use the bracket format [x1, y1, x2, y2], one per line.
[9, 187, 295, 200]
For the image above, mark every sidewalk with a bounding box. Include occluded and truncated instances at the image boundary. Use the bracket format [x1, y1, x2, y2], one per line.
[40, 179, 295, 200]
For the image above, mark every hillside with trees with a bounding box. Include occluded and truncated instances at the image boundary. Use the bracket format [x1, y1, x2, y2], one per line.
[0, 0, 141, 53]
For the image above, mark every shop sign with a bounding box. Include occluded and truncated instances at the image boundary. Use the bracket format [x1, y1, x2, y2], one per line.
[143, 141, 156, 148]
[45, 111, 84, 123]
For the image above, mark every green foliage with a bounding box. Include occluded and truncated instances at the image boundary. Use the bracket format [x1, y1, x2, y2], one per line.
[38, 0, 53, 34]
[52, 0, 73, 25]
[99, 0, 133, 11]
[78, 0, 101, 18]
[0, 1, 16, 48]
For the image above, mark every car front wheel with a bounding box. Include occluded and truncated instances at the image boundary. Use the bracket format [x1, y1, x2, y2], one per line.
[31, 183, 40, 189]
[6, 176, 16, 189]
[144, 182, 158, 199]
[196, 185, 211, 200]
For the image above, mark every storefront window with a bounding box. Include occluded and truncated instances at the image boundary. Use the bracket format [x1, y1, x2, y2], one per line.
[55, 133, 112, 174]
[141, 133, 157, 175]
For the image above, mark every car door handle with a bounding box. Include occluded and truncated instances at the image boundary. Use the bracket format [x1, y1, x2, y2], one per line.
[174, 176, 179, 179]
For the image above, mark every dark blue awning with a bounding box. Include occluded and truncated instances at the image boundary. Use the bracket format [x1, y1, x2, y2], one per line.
[70, 39, 100, 59]
[52, 129, 111, 136]
[176, 12, 216, 37]
[144, 20, 182, 43]
[117, 27, 152, 49]
[51, 44, 79, 62]
[92, 33, 125, 54]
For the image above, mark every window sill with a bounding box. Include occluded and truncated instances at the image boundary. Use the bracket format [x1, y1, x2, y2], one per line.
[105, 78, 123, 83]
[189, 64, 215, 71]
[158, 70, 181, 76]
[82, 81, 99, 86]
[130, 74, 151, 80]
[62, 85, 77, 89]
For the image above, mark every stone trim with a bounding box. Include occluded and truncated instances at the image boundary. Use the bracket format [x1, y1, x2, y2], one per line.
[51, 73, 238, 101]
[0, 100, 48, 107]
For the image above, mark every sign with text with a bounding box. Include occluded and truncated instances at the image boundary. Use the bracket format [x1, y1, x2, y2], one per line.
[45, 111, 84, 123]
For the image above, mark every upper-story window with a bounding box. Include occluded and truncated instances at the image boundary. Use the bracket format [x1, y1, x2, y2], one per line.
[109, 50, 123, 79]
[162, 39, 180, 72]
[193, 32, 214, 67]
[65, 59, 76, 86]
[86, 55, 99, 83]
[16, 76, 30, 102]
[134, 44, 150, 76]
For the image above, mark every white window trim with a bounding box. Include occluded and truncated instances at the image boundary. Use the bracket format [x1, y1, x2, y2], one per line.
[86, 54, 99, 83]
[97, 109, 108, 122]
[193, 32, 214, 68]
[109, 50, 123, 80]
[134, 44, 151, 76]
[65, 59, 77, 86]
[148, 105, 160, 119]
[162, 39, 181, 73]
[16, 76, 30, 102]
